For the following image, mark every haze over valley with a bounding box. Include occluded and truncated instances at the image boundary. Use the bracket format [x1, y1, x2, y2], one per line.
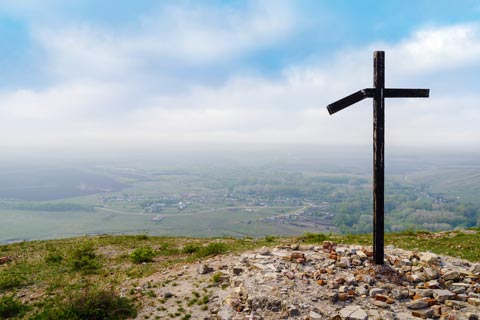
[1, 1, 479, 242]
[1, 146, 478, 243]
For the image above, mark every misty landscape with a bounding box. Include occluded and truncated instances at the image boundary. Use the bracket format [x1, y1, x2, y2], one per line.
[1, 146, 478, 244]
[2, 1, 480, 319]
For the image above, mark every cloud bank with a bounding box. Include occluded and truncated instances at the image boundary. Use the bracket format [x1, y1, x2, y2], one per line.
[0, 2, 479, 150]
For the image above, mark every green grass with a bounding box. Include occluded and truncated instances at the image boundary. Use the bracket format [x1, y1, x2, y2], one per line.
[211, 272, 222, 284]
[332, 229, 480, 261]
[182, 244, 201, 254]
[130, 247, 155, 263]
[0, 234, 283, 318]
[195, 242, 229, 258]
[0, 295, 27, 318]
[0, 270, 27, 292]
[299, 232, 328, 244]
[32, 286, 136, 320]
[69, 242, 101, 273]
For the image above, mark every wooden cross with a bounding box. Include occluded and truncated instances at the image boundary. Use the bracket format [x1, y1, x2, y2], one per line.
[326, 51, 429, 264]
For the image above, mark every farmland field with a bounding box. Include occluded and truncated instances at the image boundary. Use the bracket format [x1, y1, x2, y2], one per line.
[0, 148, 479, 243]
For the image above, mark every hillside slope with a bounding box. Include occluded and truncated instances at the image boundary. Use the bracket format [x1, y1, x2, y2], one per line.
[0, 231, 479, 319]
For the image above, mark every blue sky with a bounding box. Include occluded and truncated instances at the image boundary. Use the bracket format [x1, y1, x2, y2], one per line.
[0, 0, 479, 150]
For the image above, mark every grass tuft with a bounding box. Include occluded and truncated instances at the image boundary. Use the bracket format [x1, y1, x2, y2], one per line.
[0, 295, 26, 318]
[69, 243, 101, 273]
[130, 247, 155, 263]
[182, 244, 201, 254]
[195, 242, 228, 258]
[264, 235, 276, 242]
[0, 271, 26, 292]
[300, 232, 327, 243]
[45, 250, 63, 264]
[211, 271, 222, 284]
[32, 286, 136, 320]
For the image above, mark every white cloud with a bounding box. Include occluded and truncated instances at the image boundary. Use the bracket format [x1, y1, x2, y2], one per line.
[32, 1, 297, 81]
[137, 1, 295, 62]
[1, 19, 480, 150]
[387, 24, 480, 80]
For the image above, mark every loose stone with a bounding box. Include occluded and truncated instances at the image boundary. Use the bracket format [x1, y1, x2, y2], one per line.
[444, 299, 467, 309]
[467, 297, 480, 306]
[432, 289, 456, 303]
[339, 305, 368, 320]
[443, 270, 460, 281]
[309, 310, 323, 319]
[406, 299, 429, 309]
[197, 264, 214, 274]
[369, 288, 384, 298]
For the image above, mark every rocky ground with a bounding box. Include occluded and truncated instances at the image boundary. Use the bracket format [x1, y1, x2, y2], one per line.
[126, 241, 480, 320]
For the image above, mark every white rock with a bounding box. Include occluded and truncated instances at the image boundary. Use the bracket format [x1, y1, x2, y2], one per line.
[406, 299, 429, 309]
[420, 252, 441, 265]
[369, 287, 384, 298]
[443, 270, 460, 281]
[433, 289, 455, 303]
[470, 264, 480, 274]
[309, 310, 323, 319]
[339, 305, 368, 320]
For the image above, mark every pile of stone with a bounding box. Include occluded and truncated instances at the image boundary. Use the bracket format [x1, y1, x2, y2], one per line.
[209, 242, 480, 319]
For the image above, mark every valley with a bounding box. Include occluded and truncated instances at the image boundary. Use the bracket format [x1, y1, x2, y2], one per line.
[0, 149, 478, 243]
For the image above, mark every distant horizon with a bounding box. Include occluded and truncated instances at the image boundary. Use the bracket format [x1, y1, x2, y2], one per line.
[0, 142, 479, 166]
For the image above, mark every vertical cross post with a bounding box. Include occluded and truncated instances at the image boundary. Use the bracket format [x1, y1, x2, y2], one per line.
[373, 51, 385, 264]
[325, 50, 429, 265]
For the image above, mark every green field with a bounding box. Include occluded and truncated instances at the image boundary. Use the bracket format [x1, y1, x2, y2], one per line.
[0, 151, 479, 243]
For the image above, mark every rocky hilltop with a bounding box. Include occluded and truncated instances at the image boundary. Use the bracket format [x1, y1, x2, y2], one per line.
[1, 232, 480, 319]
[134, 241, 480, 320]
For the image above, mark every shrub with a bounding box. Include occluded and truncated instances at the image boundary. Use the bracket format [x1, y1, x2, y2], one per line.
[158, 244, 179, 256]
[397, 228, 431, 236]
[0, 295, 26, 318]
[33, 287, 136, 320]
[196, 242, 228, 258]
[69, 243, 100, 273]
[182, 244, 201, 254]
[300, 232, 327, 243]
[211, 272, 222, 283]
[45, 251, 63, 264]
[0, 271, 25, 291]
[264, 235, 276, 242]
[135, 234, 148, 240]
[130, 247, 155, 263]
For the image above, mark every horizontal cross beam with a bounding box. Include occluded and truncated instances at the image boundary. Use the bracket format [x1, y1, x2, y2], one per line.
[326, 90, 369, 115]
[326, 88, 429, 115]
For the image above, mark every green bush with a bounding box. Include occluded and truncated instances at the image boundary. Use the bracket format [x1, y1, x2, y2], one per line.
[69, 243, 100, 273]
[182, 244, 201, 254]
[0, 295, 26, 318]
[301, 232, 327, 243]
[45, 251, 63, 264]
[130, 247, 155, 263]
[196, 242, 228, 258]
[264, 235, 276, 242]
[0, 271, 25, 291]
[211, 272, 222, 283]
[158, 244, 179, 256]
[135, 234, 149, 240]
[32, 287, 136, 320]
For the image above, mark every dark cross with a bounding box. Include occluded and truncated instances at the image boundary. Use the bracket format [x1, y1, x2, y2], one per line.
[326, 51, 429, 265]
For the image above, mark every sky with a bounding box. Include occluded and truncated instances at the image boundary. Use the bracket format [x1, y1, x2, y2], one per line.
[0, 0, 479, 152]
